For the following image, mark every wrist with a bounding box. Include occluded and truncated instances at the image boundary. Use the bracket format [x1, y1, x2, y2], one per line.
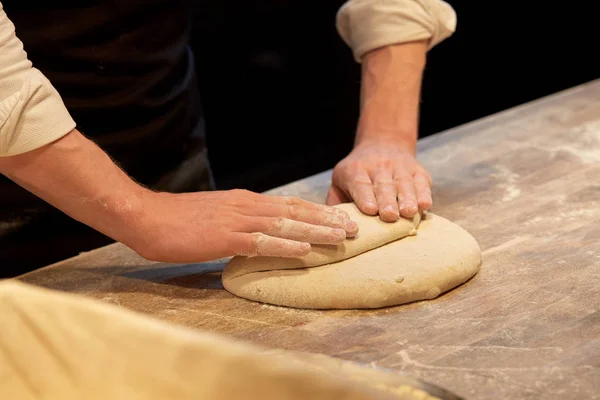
[114, 185, 160, 253]
[355, 108, 418, 154]
[48, 130, 155, 251]
[355, 131, 417, 155]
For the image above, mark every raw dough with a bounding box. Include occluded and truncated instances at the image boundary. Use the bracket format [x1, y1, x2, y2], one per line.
[222, 203, 481, 309]
[224, 202, 421, 280]
[264, 350, 451, 399]
[0, 280, 451, 400]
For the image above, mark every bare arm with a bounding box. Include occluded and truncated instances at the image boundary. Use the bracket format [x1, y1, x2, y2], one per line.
[0, 2, 358, 263]
[328, 41, 432, 221]
[356, 41, 426, 153]
[329, 0, 456, 221]
[0, 130, 147, 249]
[0, 129, 359, 262]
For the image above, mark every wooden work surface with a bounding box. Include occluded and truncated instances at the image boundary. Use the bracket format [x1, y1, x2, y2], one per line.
[18, 80, 600, 399]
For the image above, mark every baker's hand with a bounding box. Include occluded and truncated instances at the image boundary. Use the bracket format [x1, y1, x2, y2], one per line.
[132, 190, 359, 263]
[327, 140, 432, 222]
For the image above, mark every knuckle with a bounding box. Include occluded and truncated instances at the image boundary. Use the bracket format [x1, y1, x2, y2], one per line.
[352, 176, 372, 186]
[283, 196, 300, 206]
[406, 192, 418, 202]
[326, 213, 344, 227]
[415, 169, 432, 184]
[340, 160, 360, 173]
[380, 159, 394, 170]
[287, 204, 302, 220]
[394, 176, 413, 185]
[398, 190, 417, 202]
[333, 159, 348, 171]
[229, 189, 253, 208]
[270, 217, 286, 232]
[332, 165, 350, 181]
[231, 188, 251, 197]
[335, 208, 350, 219]
[373, 180, 394, 191]
[239, 233, 262, 257]
[250, 232, 262, 247]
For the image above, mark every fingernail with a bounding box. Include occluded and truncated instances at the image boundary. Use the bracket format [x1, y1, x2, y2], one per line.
[383, 205, 396, 213]
[401, 201, 417, 213]
[364, 202, 377, 213]
[346, 220, 358, 231]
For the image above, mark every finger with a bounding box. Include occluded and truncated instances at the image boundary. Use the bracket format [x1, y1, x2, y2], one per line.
[246, 217, 347, 245]
[345, 170, 378, 216]
[326, 185, 350, 206]
[230, 232, 311, 258]
[413, 172, 433, 211]
[394, 170, 418, 219]
[252, 196, 358, 237]
[258, 191, 350, 219]
[372, 170, 400, 222]
[325, 186, 358, 236]
[260, 191, 343, 214]
[284, 196, 353, 222]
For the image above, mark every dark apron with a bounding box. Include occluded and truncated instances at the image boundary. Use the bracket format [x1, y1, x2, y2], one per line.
[0, 0, 214, 277]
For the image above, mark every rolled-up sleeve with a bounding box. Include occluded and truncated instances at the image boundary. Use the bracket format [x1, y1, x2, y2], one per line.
[336, 0, 457, 62]
[0, 3, 75, 157]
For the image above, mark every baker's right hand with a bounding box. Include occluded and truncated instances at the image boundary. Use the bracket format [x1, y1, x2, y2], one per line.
[131, 189, 359, 263]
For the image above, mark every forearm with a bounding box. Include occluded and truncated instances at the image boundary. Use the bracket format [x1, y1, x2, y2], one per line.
[0, 129, 148, 248]
[355, 41, 427, 153]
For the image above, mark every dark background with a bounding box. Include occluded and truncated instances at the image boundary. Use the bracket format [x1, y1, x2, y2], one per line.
[0, 1, 598, 275]
[191, 1, 599, 193]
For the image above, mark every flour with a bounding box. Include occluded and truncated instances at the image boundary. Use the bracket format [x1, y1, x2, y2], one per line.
[535, 120, 600, 164]
[502, 186, 521, 202]
[489, 165, 522, 203]
[523, 207, 600, 227]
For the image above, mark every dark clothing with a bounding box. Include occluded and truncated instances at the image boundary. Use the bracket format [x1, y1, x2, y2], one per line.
[0, 1, 214, 277]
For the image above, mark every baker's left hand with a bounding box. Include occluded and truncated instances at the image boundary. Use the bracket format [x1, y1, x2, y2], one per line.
[326, 139, 432, 222]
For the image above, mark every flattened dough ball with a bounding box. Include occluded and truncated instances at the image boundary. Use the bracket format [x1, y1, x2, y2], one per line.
[224, 203, 421, 280]
[222, 203, 481, 309]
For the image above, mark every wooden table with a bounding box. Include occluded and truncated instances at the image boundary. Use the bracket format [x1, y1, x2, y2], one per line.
[18, 79, 600, 400]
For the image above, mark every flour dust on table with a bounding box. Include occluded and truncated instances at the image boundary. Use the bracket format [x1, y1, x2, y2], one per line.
[222, 203, 482, 309]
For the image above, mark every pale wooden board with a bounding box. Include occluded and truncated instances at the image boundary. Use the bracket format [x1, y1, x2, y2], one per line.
[18, 79, 600, 399]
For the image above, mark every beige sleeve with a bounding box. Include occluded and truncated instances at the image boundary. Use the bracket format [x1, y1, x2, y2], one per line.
[336, 0, 457, 62]
[0, 3, 76, 157]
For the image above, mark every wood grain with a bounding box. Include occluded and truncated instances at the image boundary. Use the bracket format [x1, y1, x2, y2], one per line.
[18, 79, 600, 400]
[2, 280, 456, 400]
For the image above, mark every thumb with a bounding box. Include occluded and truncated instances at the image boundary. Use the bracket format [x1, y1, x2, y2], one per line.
[326, 185, 349, 206]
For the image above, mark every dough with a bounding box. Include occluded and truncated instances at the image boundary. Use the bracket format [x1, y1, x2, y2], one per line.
[222, 203, 481, 309]
[263, 349, 450, 400]
[224, 202, 421, 280]
[0, 280, 451, 400]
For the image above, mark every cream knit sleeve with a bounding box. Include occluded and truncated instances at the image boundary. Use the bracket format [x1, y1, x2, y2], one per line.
[0, 3, 75, 157]
[336, 0, 457, 62]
